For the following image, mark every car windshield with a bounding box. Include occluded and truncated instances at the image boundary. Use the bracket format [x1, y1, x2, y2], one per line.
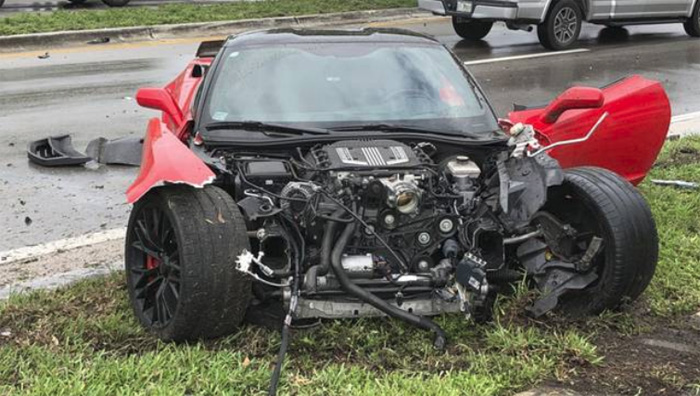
[201, 41, 500, 137]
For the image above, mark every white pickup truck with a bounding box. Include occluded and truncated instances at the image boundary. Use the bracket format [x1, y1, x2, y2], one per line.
[419, 0, 700, 49]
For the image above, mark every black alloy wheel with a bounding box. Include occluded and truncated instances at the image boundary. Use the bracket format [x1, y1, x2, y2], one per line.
[126, 185, 251, 341]
[128, 203, 181, 328]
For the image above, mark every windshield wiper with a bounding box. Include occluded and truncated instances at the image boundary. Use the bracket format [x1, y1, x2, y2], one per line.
[204, 121, 330, 135]
[330, 123, 477, 138]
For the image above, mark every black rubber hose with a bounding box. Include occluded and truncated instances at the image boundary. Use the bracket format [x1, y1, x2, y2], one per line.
[329, 221, 447, 350]
[267, 319, 290, 396]
[486, 268, 524, 283]
[268, 216, 303, 396]
[303, 209, 344, 292]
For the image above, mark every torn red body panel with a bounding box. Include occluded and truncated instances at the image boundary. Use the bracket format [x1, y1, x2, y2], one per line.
[508, 75, 671, 185]
[163, 58, 212, 136]
[126, 118, 215, 204]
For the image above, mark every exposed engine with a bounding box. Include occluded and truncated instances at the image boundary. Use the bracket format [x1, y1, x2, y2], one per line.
[222, 137, 571, 347]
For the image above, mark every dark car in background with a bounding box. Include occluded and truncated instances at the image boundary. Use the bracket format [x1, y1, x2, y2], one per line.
[0, 0, 130, 7]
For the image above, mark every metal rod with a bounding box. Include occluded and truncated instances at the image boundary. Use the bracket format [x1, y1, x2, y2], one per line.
[529, 112, 609, 157]
[503, 230, 542, 245]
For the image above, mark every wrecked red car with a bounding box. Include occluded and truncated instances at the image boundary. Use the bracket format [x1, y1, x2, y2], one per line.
[123, 28, 669, 389]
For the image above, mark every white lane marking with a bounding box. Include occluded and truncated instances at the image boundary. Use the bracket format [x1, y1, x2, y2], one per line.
[0, 228, 126, 266]
[464, 48, 590, 66]
[672, 111, 700, 124]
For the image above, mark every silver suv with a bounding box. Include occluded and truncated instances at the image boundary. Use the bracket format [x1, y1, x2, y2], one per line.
[419, 0, 700, 49]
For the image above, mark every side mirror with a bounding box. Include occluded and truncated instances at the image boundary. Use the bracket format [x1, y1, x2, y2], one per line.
[540, 87, 605, 124]
[136, 88, 184, 126]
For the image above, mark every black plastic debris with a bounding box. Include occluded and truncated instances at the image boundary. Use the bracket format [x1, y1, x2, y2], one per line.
[86, 136, 143, 166]
[27, 134, 143, 168]
[27, 135, 92, 167]
[87, 37, 111, 45]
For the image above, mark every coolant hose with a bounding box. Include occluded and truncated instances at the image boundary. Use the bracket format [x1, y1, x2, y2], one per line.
[329, 221, 447, 350]
[304, 209, 344, 292]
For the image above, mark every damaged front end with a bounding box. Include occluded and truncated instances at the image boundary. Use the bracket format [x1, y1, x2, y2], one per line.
[217, 130, 616, 349]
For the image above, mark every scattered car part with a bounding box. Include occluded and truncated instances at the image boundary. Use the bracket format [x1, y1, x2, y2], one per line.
[27, 135, 91, 167]
[651, 179, 700, 189]
[122, 29, 668, 394]
[509, 76, 671, 185]
[87, 37, 111, 45]
[28, 135, 143, 168]
[85, 136, 143, 166]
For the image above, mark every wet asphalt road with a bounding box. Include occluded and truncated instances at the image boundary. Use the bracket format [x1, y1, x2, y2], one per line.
[1, 17, 699, 250]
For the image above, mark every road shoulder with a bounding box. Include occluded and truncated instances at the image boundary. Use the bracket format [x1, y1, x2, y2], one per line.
[0, 8, 429, 53]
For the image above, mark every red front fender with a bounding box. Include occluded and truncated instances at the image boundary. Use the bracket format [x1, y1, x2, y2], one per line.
[126, 119, 215, 203]
[508, 75, 671, 185]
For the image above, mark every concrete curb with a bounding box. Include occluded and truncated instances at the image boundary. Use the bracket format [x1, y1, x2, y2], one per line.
[0, 264, 121, 300]
[0, 8, 431, 52]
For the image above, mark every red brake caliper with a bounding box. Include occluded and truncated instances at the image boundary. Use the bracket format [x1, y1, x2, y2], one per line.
[146, 255, 159, 270]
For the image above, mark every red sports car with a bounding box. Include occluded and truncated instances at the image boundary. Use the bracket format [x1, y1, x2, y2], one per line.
[123, 28, 669, 373]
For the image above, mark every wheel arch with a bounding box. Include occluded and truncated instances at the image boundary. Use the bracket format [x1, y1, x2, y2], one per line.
[537, 0, 589, 22]
[126, 118, 215, 204]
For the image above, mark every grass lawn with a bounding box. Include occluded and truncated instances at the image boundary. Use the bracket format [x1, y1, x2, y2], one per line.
[0, 0, 416, 36]
[1, 137, 700, 395]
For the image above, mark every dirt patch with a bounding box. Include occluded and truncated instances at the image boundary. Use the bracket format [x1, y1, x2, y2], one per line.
[654, 146, 700, 169]
[0, 239, 122, 289]
[561, 317, 700, 395]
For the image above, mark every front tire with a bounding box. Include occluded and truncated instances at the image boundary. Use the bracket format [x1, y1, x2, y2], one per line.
[452, 17, 493, 40]
[684, 0, 700, 37]
[542, 167, 658, 315]
[125, 185, 251, 341]
[537, 0, 582, 50]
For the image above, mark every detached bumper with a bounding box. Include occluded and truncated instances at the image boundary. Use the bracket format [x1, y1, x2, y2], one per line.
[418, 0, 518, 21]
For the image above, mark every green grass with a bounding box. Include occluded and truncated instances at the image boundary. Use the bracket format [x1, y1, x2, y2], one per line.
[0, 0, 416, 37]
[1, 137, 699, 395]
[639, 137, 700, 316]
[0, 274, 600, 395]
[0, 274, 602, 395]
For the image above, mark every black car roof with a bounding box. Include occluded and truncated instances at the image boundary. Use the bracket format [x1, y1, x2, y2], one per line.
[224, 28, 441, 47]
